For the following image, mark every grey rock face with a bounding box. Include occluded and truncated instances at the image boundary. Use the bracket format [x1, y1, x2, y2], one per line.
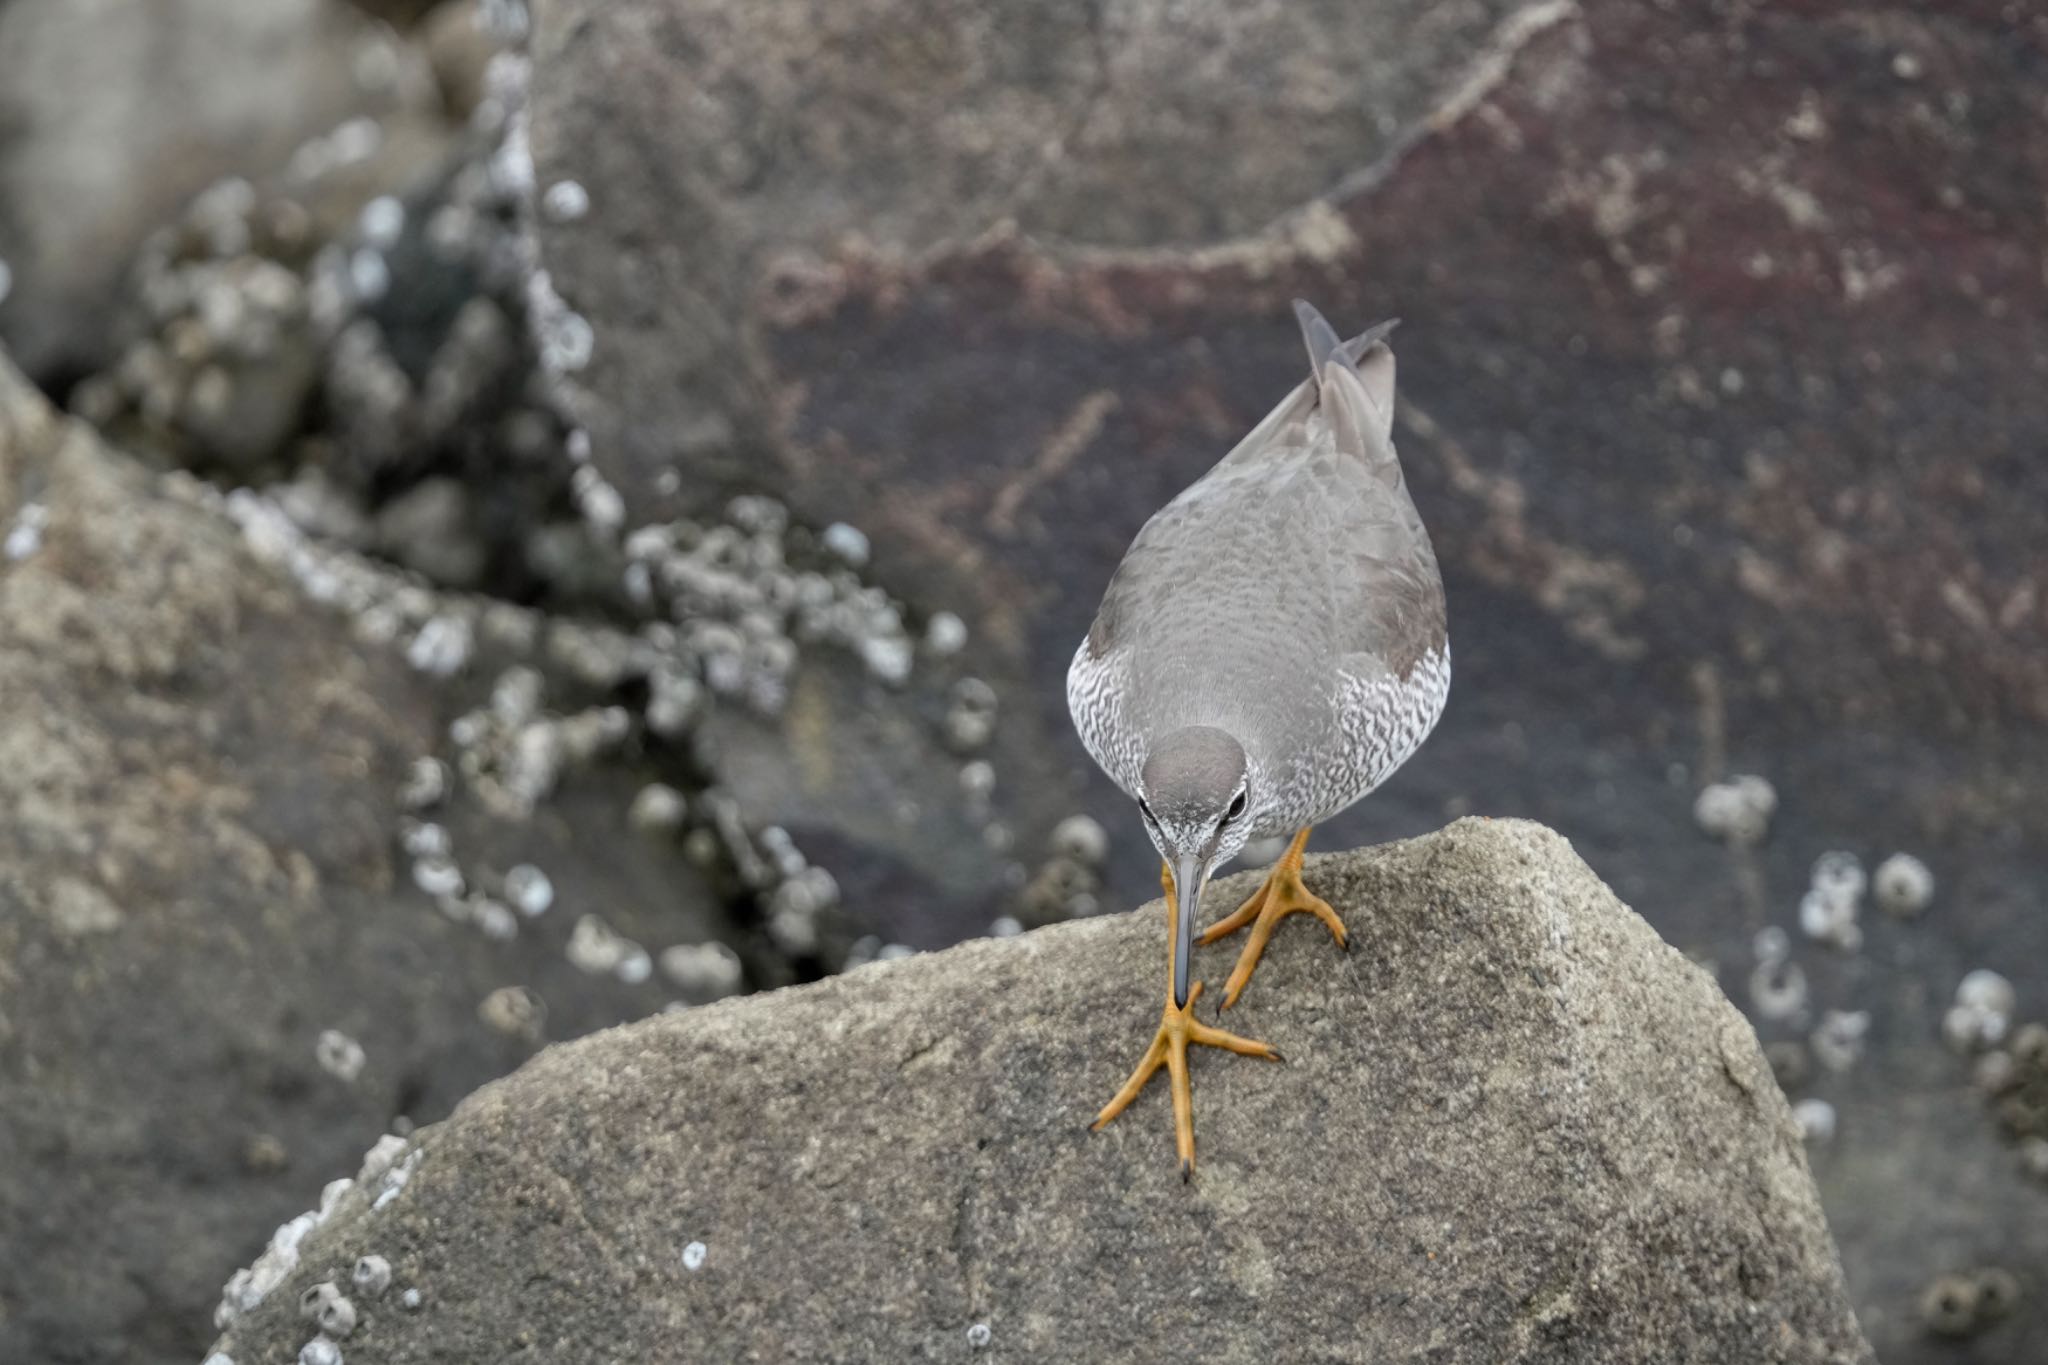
[526, 0, 1522, 523]
[0, 351, 743, 1364]
[0, 0, 441, 381]
[206, 818, 1872, 1364]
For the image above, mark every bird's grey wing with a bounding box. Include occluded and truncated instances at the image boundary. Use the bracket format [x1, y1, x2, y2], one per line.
[1263, 420, 1445, 681]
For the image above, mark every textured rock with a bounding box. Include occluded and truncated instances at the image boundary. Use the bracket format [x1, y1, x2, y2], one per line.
[0, 350, 743, 1365]
[206, 819, 1873, 1364]
[529, 4, 2048, 1354]
[0, 0, 441, 382]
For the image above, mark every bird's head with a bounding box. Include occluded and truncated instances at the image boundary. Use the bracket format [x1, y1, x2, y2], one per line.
[1138, 726, 1256, 1006]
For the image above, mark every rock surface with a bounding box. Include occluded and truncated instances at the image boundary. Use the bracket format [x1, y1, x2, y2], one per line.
[0, 0, 442, 383]
[528, 2, 2048, 1354]
[0, 351, 745, 1364]
[206, 819, 1873, 1364]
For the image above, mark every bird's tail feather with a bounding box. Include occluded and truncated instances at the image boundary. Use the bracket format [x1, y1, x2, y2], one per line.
[1292, 300, 1399, 392]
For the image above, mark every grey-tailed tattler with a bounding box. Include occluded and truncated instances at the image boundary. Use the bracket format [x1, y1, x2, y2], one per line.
[1068, 300, 1450, 1175]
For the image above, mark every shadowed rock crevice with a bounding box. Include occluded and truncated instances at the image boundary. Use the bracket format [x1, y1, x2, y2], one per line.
[206, 818, 1874, 1363]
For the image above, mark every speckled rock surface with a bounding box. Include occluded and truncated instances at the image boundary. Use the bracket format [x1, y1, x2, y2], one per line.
[0, 351, 743, 1364]
[206, 819, 1873, 1364]
[0, 0, 446, 383]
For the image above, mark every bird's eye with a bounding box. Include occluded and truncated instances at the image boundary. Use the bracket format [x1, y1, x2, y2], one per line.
[1226, 790, 1247, 821]
[1138, 799, 1157, 825]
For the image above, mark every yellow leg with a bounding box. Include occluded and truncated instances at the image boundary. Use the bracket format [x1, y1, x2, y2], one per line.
[1092, 862, 1281, 1179]
[1197, 827, 1346, 1009]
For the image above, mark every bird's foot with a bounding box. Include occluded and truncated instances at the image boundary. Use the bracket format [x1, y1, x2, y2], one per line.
[1196, 827, 1346, 1009]
[1090, 980, 1281, 1179]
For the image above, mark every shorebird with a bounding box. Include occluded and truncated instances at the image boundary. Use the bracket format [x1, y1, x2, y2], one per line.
[1068, 301, 1450, 1175]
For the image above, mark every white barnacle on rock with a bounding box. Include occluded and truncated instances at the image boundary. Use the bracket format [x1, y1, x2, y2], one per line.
[1974, 1050, 2018, 1096]
[501, 721, 566, 811]
[1956, 969, 2015, 1018]
[944, 676, 999, 751]
[202, 1355, 234, 1365]
[1871, 852, 1934, 917]
[411, 853, 465, 900]
[616, 944, 654, 985]
[1748, 956, 1809, 1022]
[359, 195, 406, 249]
[1050, 814, 1110, 867]
[472, 898, 519, 942]
[503, 863, 555, 917]
[399, 757, 449, 811]
[857, 632, 913, 685]
[480, 985, 547, 1041]
[768, 903, 819, 956]
[372, 1148, 423, 1213]
[407, 614, 474, 676]
[300, 1281, 341, 1322]
[924, 610, 968, 656]
[959, 760, 996, 804]
[318, 1294, 358, 1339]
[4, 501, 47, 561]
[400, 1286, 423, 1311]
[1945, 969, 2016, 1053]
[316, 1030, 366, 1083]
[353, 1254, 393, 1299]
[1809, 851, 1866, 907]
[571, 464, 624, 533]
[821, 521, 871, 567]
[989, 916, 1023, 938]
[1691, 774, 1776, 845]
[402, 820, 452, 858]
[491, 665, 546, 727]
[629, 782, 689, 833]
[357, 1134, 409, 1185]
[659, 941, 744, 1000]
[568, 914, 629, 974]
[1797, 851, 1865, 950]
[1809, 1009, 1870, 1073]
[2020, 1136, 2048, 1184]
[682, 1240, 708, 1271]
[348, 247, 390, 304]
[1796, 888, 1859, 951]
[1790, 1097, 1837, 1144]
[299, 1336, 343, 1365]
[542, 179, 590, 222]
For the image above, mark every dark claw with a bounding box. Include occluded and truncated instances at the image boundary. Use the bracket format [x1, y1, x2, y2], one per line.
[1269, 1049, 1287, 1064]
[1180, 1159, 1193, 1184]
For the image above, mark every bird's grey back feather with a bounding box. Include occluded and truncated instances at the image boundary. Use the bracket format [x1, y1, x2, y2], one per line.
[1068, 305, 1449, 835]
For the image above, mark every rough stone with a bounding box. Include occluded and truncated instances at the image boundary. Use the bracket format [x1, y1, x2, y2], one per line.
[207, 819, 1873, 1364]
[0, 350, 742, 1364]
[0, 0, 442, 382]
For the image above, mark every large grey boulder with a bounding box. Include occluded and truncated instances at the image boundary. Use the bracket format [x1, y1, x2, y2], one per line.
[205, 818, 1873, 1363]
[0, 351, 743, 1365]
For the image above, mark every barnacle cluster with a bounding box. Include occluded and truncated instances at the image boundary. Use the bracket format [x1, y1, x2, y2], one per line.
[1691, 774, 1776, 845]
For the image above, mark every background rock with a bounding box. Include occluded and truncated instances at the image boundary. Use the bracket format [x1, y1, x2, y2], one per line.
[528, 2, 2048, 1356]
[205, 819, 1873, 1364]
[0, 0, 447, 385]
[0, 351, 747, 1363]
